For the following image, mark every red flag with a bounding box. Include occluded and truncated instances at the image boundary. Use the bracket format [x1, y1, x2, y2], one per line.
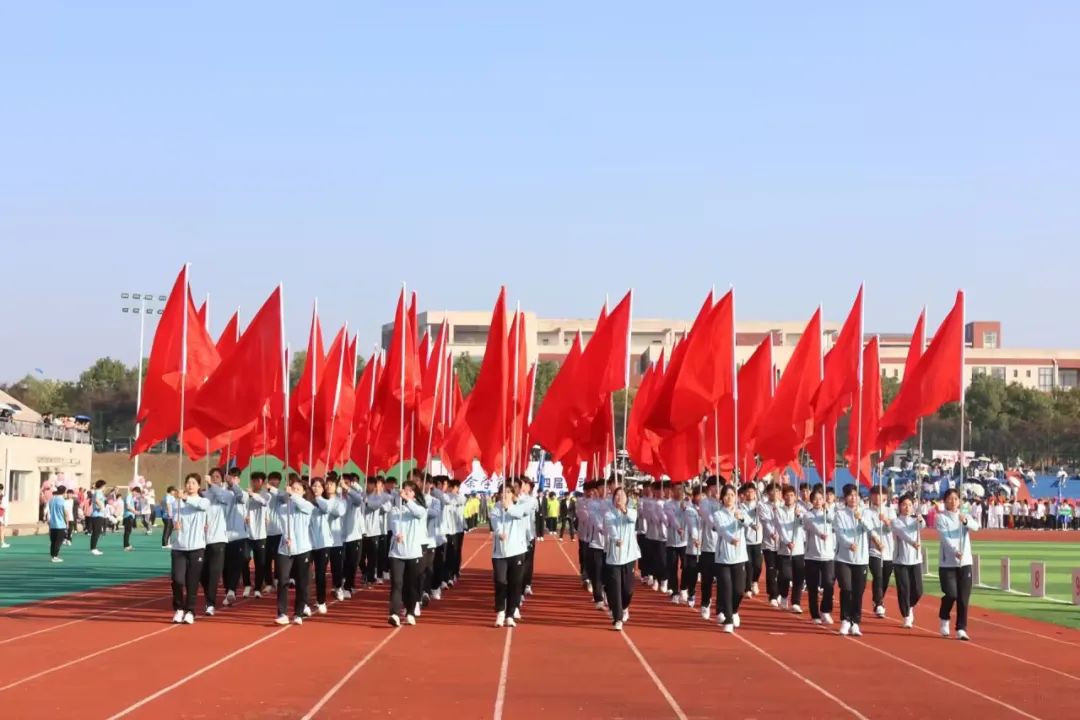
[132, 266, 220, 457]
[530, 332, 585, 462]
[369, 289, 423, 472]
[349, 353, 380, 475]
[877, 291, 964, 451]
[753, 309, 823, 472]
[812, 286, 863, 423]
[328, 335, 358, 469]
[737, 336, 774, 480]
[195, 299, 207, 330]
[310, 325, 348, 472]
[517, 363, 537, 474]
[462, 288, 509, 474]
[846, 337, 882, 486]
[646, 292, 714, 433]
[562, 292, 632, 443]
[189, 286, 284, 442]
[626, 350, 666, 478]
[416, 322, 448, 470]
[288, 304, 325, 470]
[216, 312, 240, 362]
[904, 309, 926, 381]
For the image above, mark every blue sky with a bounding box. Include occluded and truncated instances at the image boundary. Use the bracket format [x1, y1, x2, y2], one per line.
[2, 2, 1078, 381]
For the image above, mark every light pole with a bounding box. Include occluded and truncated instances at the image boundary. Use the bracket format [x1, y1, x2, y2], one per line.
[121, 292, 166, 480]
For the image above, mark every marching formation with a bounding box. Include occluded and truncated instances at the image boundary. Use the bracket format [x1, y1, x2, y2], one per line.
[165, 467, 468, 627]
[569, 475, 980, 641]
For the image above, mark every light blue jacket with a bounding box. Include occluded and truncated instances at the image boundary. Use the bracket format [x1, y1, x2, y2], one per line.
[699, 496, 721, 553]
[276, 495, 315, 556]
[490, 500, 530, 559]
[223, 484, 249, 542]
[603, 507, 641, 565]
[48, 495, 68, 530]
[246, 491, 269, 541]
[203, 485, 233, 545]
[172, 495, 211, 552]
[265, 486, 283, 536]
[311, 496, 345, 550]
[774, 505, 806, 557]
[712, 505, 751, 565]
[833, 507, 875, 565]
[341, 489, 367, 543]
[801, 508, 836, 561]
[683, 504, 702, 557]
[389, 500, 427, 560]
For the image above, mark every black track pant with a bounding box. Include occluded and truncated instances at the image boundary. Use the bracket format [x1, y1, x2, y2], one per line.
[90, 516, 104, 549]
[200, 542, 226, 608]
[588, 547, 605, 602]
[666, 546, 685, 594]
[329, 546, 343, 590]
[763, 548, 779, 600]
[432, 544, 446, 591]
[745, 544, 763, 592]
[276, 551, 311, 617]
[390, 557, 421, 617]
[523, 540, 536, 589]
[682, 553, 700, 599]
[578, 538, 588, 578]
[248, 539, 268, 591]
[777, 554, 805, 606]
[312, 548, 331, 605]
[651, 539, 667, 584]
[161, 519, 174, 547]
[361, 536, 380, 584]
[224, 539, 247, 593]
[123, 517, 135, 548]
[49, 528, 65, 558]
[266, 535, 281, 583]
[419, 546, 434, 600]
[836, 562, 867, 624]
[378, 532, 391, 576]
[604, 561, 635, 625]
[804, 559, 835, 620]
[714, 562, 746, 624]
[492, 553, 525, 616]
[869, 556, 894, 608]
[699, 551, 716, 608]
[939, 566, 972, 631]
[171, 549, 204, 613]
[894, 563, 923, 618]
[343, 539, 361, 591]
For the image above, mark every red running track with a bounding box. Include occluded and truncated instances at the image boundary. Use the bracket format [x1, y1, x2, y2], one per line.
[0, 533, 1078, 719]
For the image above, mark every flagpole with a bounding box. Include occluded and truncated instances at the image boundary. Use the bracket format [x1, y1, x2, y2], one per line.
[399, 283, 407, 489]
[423, 321, 447, 476]
[510, 304, 521, 480]
[177, 263, 190, 489]
[957, 291, 969, 557]
[621, 290, 633, 475]
[307, 298, 319, 477]
[325, 323, 348, 473]
[731, 287, 739, 486]
[282, 287, 292, 549]
[202, 292, 211, 476]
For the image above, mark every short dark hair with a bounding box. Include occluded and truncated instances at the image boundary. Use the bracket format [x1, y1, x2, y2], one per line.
[842, 484, 858, 499]
[268, 471, 282, 481]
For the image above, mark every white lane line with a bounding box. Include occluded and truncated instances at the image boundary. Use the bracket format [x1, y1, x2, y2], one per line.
[300, 628, 402, 720]
[493, 627, 513, 720]
[105, 627, 291, 719]
[553, 539, 688, 720]
[732, 633, 869, 720]
[0, 625, 177, 692]
[0, 593, 169, 645]
[968, 616, 1080, 648]
[0, 578, 168, 616]
[853, 638, 1044, 719]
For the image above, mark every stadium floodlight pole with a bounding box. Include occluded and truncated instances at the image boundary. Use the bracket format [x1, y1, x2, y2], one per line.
[121, 289, 165, 481]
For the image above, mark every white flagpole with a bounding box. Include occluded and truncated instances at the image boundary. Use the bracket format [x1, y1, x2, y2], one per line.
[731, 287, 739, 485]
[177, 263, 190, 488]
[364, 344, 379, 480]
[281, 283, 292, 547]
[621, 290, 633, 476]
[324, 323, 348, 473]
[423, 321, 447, 475]
[510, 305, 521, 480]
[203, 292, 211, 475]
[399, 283, 407, 486]
[958, 291, 967, 486]
[307, 298, 319, 477]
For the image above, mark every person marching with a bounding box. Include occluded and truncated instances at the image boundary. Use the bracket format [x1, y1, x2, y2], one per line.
[697, 477, 721, 620]
[867, 486, 896, 618]
[309, 476, 345, 614]
[222, 469, 249, 605]
[387, 479, 426, 627]
[340, 473, 366, 599]
[711, 484, 751, 633]
[201, 470, 234, 616]
[936, 487, 979, 640]
[833, 484, 875, 637]
[170, 474, 210, 625]
[759, 481, 781, 606]
[89, 479, 108, 555]
[801, 485, 836, 625]
[47, 485, 68, 562]
[644, 481, 668, 592]
[586, 481, 608, 609]
[491, 483, 530, 627]
[161, 486, 178, 550]
[519, 477, 540, 598]
[274, 476, 315, 625]
[245, 472, 270, 599]
[891, 492, 924, 628]
[740, 482, 764, 598]
[774, 484, 806, 613]
[682, 487, 703, 608]
[665, 484, 689, 604]
[577, 482, 594, 587]
[603, 485, 639, 631]
[264, 472, 284, 590]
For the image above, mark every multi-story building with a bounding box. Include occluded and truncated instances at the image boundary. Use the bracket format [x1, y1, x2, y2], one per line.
[383, 312, 1080, 392]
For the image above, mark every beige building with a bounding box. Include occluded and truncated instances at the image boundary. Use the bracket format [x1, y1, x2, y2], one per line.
[384, 312, 1080, 392]
[1, 390, 93, 527]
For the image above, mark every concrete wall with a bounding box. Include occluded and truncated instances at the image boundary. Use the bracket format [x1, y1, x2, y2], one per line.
[1, 435, 93, 526]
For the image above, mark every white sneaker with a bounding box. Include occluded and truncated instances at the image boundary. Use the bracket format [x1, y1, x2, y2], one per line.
[317, 603, 327, 615]
[701, 606, 711, 621]
[302, 605, 312, 617]
[822, 613, 834, 625]
[752, 582, 760, 595]
[595, 601, 605, 611]
[183, 612, 195, 625]
[205, 606, 216, 617]
[524, 585, 534, 596]
[414, 602, 422, 617]
[874, 605, 885, 618]
[335, 588, 345, 602]
[651, 580, 659, 591]
[506, 617, 516, 627]
[907, 610, 915, 625]
[791, 604, 803, 614]
[780, 598, 789, 610]
[432, 589, 442, 601]
[623, 609, 629, 622]
[813, 618, 823, 625]
[839, 620, 851, 636]
[440, 581, 448, 590]
[254, 591, 262, 599]
[769, 598, 779, 608]
[513, 607, 521, 620]
[382, 572, 390, 581]
[293, 616, 303, 625]
[51, 557, 63, 563]
[585, 581, 593, 594]
[687, 597, 696, 609]
[226, 590, 236, 603]
[376, 577, 385, 585]
[957, 629, 970, 641]
[670, 594, 680, 605]
[172, 610, 185, 623]
[660, 581, 668, 594]
[91, 549, 103, 556]
[0, 543, 10, 549]
[343, 590, 352, 599]
[940, 619, 950, 638]
[850, 624, 863, 637]
[389, 614, 401, 627]
[275, 615, 289, 625]
[242, 586, 252, 598]
[902, 615, 913, 629]
[614, 621, 623, 631]
[289, 579, 296, 587]
[722, 624, 734, 634]
[405, 615, 416, 626]
[733, 613, 741, 628]
[495, 611, 506, 627]
[679, 590, 688, 603]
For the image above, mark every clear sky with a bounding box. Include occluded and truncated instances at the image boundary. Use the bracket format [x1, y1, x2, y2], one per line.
[3, 2, 1078, 382]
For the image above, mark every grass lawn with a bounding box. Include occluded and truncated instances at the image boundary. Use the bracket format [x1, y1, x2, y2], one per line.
[923, 540, 1080, 630]
[0, 526, 171, 608]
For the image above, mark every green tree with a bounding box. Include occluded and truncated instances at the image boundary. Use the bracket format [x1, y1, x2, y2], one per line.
[290, 350, 308, 389]
[453, 355, 481, 396]
[612, 387, 637, 448]
[532, 360, 560, 414]
[77, 357, 139, 441]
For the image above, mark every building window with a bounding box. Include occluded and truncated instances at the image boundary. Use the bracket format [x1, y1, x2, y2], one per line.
[8, 470, 28, 502]
[893, 368, 899, 378]
[541, 338, 550, 345]
[1012, 369, 1018, 378]
[1038, 367, 1054, 391]
[1061, 369, 1079, 390]
[1026, 370, 1031, 378]
[983, 331, 998, 349]
[972, 367, 987, 377]
[990, 367, 1006, 381]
